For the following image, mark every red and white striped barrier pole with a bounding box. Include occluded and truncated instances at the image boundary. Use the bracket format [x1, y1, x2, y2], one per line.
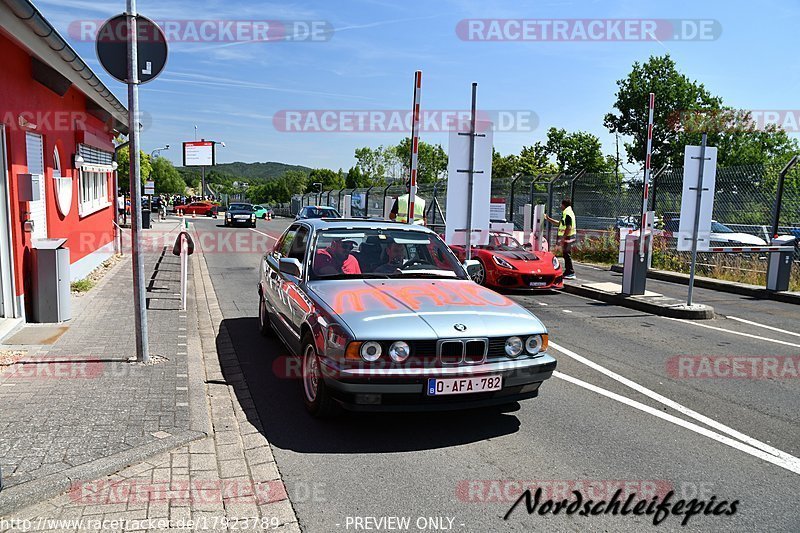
[706, 246, 795, 253]
[640, 92, 655, 260]
[407, 70, 422, 224]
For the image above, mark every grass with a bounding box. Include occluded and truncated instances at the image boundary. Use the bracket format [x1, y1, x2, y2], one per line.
[571, 229, 800, 292]
[70, 279, 95, 293]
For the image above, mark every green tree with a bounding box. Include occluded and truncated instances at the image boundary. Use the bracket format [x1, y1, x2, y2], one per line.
[393, 138, 448, 184]
[604, 54, 722, 169]
[354, 146, 388, 185]
[518, 143, 556, 176]
[492, 149, 519, 180]
[281, 170, 309, 197]
[151, 157, 186, 194]
[545, 127, 613, 174]
[345, 166, 369, 189]
[306, 168, 344, 192]
[116, 146, 152, 191]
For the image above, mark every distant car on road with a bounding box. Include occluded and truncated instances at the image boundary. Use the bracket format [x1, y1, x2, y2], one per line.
[257, 218, 557, 417]
[295, 205, 341, 220]
[663, 219, 767, 246]
[253, 205, 273, 219]
[449, 232, 563, 290]
[225, 203, 257, 227]
[175, 201, 218, 217]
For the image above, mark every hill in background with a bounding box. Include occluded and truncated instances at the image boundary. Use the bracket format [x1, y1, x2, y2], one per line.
[177, 161, 312, 182]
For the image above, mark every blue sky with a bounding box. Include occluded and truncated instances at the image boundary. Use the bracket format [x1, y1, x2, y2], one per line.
[37, 0, 800, 171]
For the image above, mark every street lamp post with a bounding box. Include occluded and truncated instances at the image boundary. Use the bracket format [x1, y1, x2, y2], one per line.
[150, 145, 169, 159]
[200, 140, 225, 198]
[313, 182, 323, 205]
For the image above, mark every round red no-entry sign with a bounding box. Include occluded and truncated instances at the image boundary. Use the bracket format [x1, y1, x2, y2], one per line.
[96, 14, 168, 84]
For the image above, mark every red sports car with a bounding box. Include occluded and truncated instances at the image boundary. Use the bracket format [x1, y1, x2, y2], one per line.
[174, 201, 218, 217]
[450, 232, 563, 290]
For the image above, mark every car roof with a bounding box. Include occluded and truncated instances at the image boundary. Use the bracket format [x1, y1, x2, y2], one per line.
[296, 218, 437, 234]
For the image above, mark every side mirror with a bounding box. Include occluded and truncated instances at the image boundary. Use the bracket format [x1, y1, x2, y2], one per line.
[279, 257, 303, 278]
[463, 259, 481, 280]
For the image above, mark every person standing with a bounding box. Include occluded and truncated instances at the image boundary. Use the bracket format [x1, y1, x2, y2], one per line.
[545, 199, 577, 280]
[389, 180, 426, 224]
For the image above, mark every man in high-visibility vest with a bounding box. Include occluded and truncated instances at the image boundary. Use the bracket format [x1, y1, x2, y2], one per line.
[389, 181, 426, 225]
[545, 199, 577, 280]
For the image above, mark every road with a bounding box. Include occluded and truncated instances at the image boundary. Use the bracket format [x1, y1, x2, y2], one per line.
[192, 215, 799, 533]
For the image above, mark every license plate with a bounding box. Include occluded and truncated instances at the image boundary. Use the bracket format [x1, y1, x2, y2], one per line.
[427, 375, 503, 396]
[529, 281, 547, 287]
[234, 215, 249, 219]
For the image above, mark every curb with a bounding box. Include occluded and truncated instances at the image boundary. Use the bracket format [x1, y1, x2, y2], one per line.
[609, 265, 800, 305]
[562, 282, 715, 319]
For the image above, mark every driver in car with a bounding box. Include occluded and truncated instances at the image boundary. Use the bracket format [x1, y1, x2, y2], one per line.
[374, 240, 407, 274]
[314, 238, 361, 276]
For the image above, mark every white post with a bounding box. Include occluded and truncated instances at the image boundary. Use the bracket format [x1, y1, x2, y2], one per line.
[407, 71, 422, 224]
[639, 92, 655, 260]
[181, 234, 188, 311]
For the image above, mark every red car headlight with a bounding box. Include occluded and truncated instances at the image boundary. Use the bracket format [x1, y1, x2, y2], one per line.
[492, 255, 516, 270]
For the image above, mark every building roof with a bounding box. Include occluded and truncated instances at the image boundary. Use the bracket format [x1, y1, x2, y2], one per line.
[0, 0, 129, 134]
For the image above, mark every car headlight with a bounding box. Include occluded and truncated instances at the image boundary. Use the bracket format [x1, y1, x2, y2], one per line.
[505, 336, 523, 357]
[552, 256, 560, 270]
[360, 341, 382, 362]
[226, 212, 232, 218]
[525, 335, 546, 355]
[388, 341, 410, 362]
[492, 255, 516, 270]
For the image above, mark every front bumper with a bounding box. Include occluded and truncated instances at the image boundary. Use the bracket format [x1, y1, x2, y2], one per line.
[226, 217, 255, 225]
[488, 269, 563, 290]
[319, 355, 557, 412]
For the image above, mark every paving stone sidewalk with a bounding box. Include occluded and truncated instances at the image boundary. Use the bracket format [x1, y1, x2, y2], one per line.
[0, 220, 203, 514]
[0, 221, 299, 531]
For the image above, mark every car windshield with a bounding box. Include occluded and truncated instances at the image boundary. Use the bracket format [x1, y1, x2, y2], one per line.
[310, 228, 465, 280]
[480, 233, 524, 251]
[711, 222, 733, 233]
[304, 207, 339, 218]
[230, 204, 254, 212]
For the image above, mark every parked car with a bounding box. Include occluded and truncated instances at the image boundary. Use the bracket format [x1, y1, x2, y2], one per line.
[253, 205, 273, 219]
[295, 205, 341, 220]
[224, 203, 257, 227]
[174, 201, 218, 217]
[449, 232, 563, 290]
[663, 219, 767, 246]
[257, 219, 557, 417]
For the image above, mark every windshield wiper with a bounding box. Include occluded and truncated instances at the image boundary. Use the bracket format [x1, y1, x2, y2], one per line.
[314, 273, 391, 280]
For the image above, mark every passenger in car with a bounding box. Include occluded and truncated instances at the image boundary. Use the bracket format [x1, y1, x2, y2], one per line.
[313, 239, 361, 276]
[374, 240, 406, 274]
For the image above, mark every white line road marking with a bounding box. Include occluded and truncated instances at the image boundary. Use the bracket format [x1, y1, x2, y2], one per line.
[537, 302, 548, 306]
[725, 316, 800, 339]
[562, 309, 573, 313]
[554, 371, 800, 476]
[249, 228, 279, 241]
[663, 317, 800, 349]
[549, 341, 800, 470]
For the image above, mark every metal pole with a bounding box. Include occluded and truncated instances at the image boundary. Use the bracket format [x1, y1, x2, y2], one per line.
[509, 174, 521, 223]
[127, 0, 149, 363]
[640, 93, 655, 260]
[407, 71, 422, 224]
[201, 165, 205, 198]
[687, 133, 708, 307]
[465, 82, 478, 260]
[771, 155, 798, 238]
[650, 164, 668, 214]
[570, 169, 586, 206]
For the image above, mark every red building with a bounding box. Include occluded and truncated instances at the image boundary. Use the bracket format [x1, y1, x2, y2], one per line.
[0, 0, 128, 324]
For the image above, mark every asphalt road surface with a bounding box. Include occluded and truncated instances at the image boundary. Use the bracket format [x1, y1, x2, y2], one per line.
[192, 215, 799, 533]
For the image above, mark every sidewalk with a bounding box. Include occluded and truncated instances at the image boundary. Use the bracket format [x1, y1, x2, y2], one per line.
[0, 217, 298, 531]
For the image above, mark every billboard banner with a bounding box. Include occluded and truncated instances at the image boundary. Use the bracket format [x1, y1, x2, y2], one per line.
[183, 141, 215, 167]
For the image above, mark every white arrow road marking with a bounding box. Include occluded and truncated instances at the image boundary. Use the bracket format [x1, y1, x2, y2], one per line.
[549, 341, 800, 471]
[662, 317, 800, 348]
[142, 61, 152, 75]
[725, 315, 800, 339]
[554, 371, 800, 476]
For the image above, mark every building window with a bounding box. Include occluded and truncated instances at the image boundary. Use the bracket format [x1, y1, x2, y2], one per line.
[78, 169, 110, 217]
[53, 146, 73, 217]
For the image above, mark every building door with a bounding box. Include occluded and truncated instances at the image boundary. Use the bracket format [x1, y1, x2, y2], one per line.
[0, 126, 17, 317]
[25, 132, 47, 240]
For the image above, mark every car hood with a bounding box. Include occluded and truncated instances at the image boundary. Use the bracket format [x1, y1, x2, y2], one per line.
[307, 278, 545, 340]
[712, 232, 766, 245]
[494, 249, 541, 262]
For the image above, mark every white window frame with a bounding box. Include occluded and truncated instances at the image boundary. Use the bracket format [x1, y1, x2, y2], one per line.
[78, 166, 112, 217]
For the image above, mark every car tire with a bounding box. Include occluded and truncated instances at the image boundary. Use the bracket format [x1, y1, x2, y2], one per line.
[258, 292, 274, 337]
[472, 260, 487, 286]
[301, 333, 338, 418]
[261, 214, 267, 219]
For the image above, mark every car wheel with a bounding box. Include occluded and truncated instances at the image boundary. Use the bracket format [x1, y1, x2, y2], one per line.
[261, 214, 267, 219]
[301, 333, 338, 418]
[258, 292, 274, 337]
[472, 260, 487, 286]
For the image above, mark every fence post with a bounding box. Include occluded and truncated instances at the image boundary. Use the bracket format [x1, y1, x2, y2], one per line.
[364, 185, 374, 217]
[569, 169, 587, 205]
[509, 174, 521, 223]
[771, 155, 799, 238]
[547, 173, 564, 247]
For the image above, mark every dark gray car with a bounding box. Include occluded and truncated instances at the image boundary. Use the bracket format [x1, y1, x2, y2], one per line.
[225, 203, 257, 227]
[257, 219, 556, 417]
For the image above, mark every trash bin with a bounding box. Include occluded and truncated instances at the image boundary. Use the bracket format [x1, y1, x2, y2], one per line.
[767, 236, 796, 292]
[142, 209, 151, 229]
[31, 238, 71, 323]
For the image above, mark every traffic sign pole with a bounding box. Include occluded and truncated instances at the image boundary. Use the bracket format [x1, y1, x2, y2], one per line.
[687, 133, 708, 307]
[127, 0, 149, 363]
